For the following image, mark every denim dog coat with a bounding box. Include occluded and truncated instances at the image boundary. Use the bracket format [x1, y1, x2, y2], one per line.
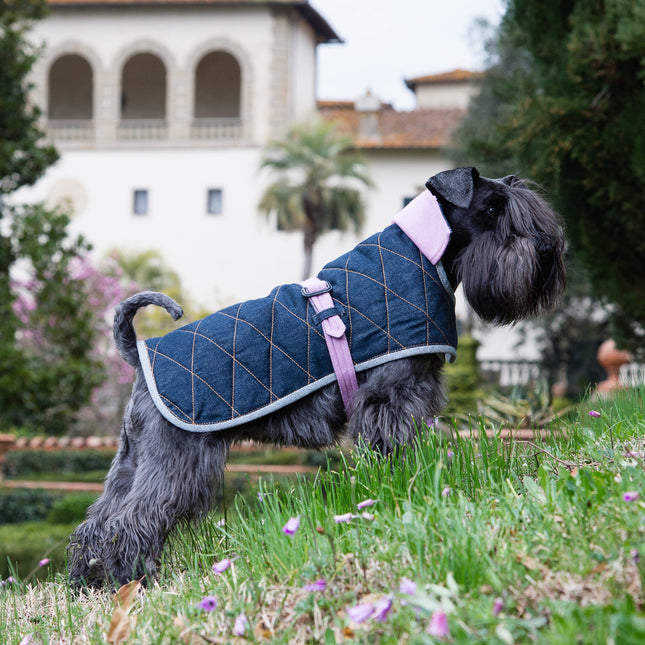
[138, 190, 458, 432]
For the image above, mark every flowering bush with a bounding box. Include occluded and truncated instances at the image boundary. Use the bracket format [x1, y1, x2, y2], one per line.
[11, 248, 138, 435]
[3, 204, 103, 434]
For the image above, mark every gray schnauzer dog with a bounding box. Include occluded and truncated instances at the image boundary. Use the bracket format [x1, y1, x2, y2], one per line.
[68, 167, 566, 588]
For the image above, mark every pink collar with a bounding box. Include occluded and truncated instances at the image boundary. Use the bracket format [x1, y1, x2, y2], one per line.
[392, 190, 451, 265]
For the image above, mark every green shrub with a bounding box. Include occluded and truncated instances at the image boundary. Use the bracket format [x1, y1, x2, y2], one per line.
[46, 492, 97, 525]
[0, 521, 75, 580]
[0, 488, 62, 525]
[444, 334, 483, 416]
[2, 449, 113, 479]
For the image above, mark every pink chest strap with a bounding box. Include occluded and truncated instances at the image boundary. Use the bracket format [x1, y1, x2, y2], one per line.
[300, 277, 358, 416]
[300, 190, 451, 418]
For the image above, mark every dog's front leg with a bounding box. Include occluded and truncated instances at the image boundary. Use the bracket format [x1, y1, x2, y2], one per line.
[348, 356, 445, 454]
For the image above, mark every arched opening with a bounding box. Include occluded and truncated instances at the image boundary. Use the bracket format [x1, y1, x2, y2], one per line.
[48, 53, 93, 119]
[121, 52, 167, 119]
[194, 51, 241, 119]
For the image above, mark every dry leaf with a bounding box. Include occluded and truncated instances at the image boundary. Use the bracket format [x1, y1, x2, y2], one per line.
[107, 579, 142, 644]
[254, 621, 272, 640]
[516, 553, 539, 571]
[114, 579, 143, 610]
[343, 626, 355, 638]
[107, 607, 131, 645]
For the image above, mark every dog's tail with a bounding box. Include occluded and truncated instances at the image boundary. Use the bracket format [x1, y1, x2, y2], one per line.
[113, 291, 183, 367]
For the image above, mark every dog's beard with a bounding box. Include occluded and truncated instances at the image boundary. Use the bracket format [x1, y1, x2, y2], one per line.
[456, 232, 565, 325]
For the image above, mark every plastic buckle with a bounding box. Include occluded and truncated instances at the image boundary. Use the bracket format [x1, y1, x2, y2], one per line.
[301, 281, 332, 298]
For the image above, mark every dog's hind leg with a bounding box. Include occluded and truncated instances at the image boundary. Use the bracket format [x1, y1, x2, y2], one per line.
[68, 398, 142, 587]
[347, 355, 446, 455]
[84, 387, 229, 587]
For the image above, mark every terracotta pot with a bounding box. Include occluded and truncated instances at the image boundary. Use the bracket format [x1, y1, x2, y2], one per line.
[595, 339, 632, 396]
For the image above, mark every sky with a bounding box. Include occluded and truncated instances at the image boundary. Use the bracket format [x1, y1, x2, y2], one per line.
[310, 0, 505, 110]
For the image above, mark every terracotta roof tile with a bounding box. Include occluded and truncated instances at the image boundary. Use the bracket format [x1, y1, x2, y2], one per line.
[50, 0, 299, 4]
[405, 69, 483, 90]
[318, 104, 466, 150]
[46, 0, 341, 43]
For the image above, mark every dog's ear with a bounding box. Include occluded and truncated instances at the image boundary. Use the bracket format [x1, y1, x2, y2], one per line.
[426, 167, 479, 208]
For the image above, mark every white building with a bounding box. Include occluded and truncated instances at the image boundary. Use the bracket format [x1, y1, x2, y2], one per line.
[17, 0, 539, 365]
[19, 1, 466, 301]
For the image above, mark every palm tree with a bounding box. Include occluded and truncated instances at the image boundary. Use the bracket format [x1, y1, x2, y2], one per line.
[259, 119, 372, 280]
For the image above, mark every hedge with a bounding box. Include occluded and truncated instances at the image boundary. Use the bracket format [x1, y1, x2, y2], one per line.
[0, 488, 62, 525]
[0, 488, 97, 526]
[2, 449, 113, 479]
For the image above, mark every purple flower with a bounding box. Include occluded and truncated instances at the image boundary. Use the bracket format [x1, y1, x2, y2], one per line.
[361, 512, 375, 521]
[283, 517, 300, 535]
[357, 498, 376, 510]
[441, 486, 452, 497]
[334, 512, 353, 523]
[233, 612, 248, 636]
[589, 410, 601, 418]
[493, 597, 503, 615]
[623, 491, 640, 502]
[399, 578, 417, 596]
[212, 558, 231, 574]
[197, 595, 218, 612]
[38, 558, 50, 567]
[427, 609, 450, 638]
[373, 596, 393, 622]
[447, 450, 455, 458]
[631, 548, 640, 564]
[303, 579, 327, 592]
[346, 602, 374, 624]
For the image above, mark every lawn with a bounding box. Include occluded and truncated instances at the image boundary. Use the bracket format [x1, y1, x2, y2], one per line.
[1, 388, 644, 644]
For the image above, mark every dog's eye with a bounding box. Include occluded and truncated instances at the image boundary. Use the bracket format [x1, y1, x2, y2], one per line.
[486, 206, 497, 217]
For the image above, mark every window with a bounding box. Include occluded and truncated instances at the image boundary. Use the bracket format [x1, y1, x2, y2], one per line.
[133, 189, 148, 215]
[207, 188, 223, 215]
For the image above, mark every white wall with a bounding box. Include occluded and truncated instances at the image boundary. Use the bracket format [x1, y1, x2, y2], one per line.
[415, 82, 479, 110]
[16, 147, 452, 309]
[288, 15, 318, 123]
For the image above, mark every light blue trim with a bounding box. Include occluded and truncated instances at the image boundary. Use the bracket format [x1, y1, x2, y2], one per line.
[137, 340, 457, 433]
[436, 261, 455, 304]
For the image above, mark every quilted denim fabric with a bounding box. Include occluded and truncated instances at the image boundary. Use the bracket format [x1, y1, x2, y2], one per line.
[138, 222, 458, 432]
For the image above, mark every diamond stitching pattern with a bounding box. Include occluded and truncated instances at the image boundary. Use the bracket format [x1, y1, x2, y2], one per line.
[141, 223, 457, 430]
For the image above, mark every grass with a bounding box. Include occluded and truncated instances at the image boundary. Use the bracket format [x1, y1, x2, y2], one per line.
[1, 388, 645, 643]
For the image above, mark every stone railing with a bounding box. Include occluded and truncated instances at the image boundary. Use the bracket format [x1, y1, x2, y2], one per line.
[47, 119, 95, 142]
[620, 362, 645, 387]
[45, 118, 244, 144]
[191, 117, 243, 140]
[117, 119, 168, 141]
[479, 360, 542, 388]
